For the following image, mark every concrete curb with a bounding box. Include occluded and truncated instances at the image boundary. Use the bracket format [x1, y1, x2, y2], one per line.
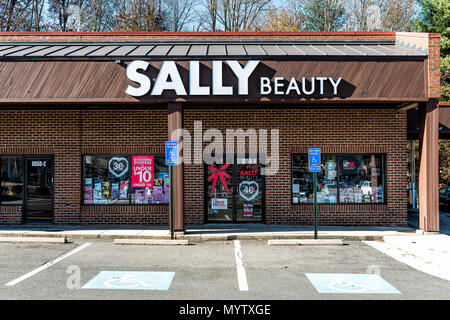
[179, 234, 395, 241]
[268, 239, 344, 246]
[0, 230, 416, 242]
[0, 237, 66, 244]
[113, 239, 189, 245]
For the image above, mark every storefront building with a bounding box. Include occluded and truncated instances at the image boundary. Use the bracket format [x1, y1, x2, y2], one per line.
[0, 31, 441, 232]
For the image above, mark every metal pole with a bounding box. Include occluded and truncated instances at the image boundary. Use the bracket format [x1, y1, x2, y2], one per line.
[170, 165, 174, 240]
[313, 172, 318, 239]
[411, 139, 416, 209]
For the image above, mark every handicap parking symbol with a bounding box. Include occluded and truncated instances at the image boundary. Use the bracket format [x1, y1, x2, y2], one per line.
[82, 271, 175, 291]
[305, 273, 400, 294]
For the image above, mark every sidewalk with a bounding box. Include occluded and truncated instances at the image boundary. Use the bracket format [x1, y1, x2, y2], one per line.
[0, 223, 416, 241]
[364, 234, 450, 281]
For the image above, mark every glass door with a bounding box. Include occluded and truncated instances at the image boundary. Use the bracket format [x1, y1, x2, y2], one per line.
[235, 157, 263, 222]
[206, 161, 234, 222]
[205, 155, 264, 223]
[24, 156, 53, 222]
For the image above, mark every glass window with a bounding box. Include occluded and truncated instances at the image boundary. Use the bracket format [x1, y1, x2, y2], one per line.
[83, 155, 169, 205]
[0, 156, 24, 205]
[130, 156, 169, 205]
[292, 155, 337, 203]
[338, 155, 384, 203]
[292, 154, 385, 204]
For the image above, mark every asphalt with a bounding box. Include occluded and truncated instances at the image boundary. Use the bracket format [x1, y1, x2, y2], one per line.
[0, 210, 449, 301]
[0, 240, 449, 300]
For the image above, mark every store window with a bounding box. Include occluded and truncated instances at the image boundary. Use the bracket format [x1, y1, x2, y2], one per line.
[83, 155, 169, 205]
[0, 156, 24, 205]
[292, 154, 385, 204]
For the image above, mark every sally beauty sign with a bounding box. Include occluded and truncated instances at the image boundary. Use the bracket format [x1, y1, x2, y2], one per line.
[125, 60, 342, 97]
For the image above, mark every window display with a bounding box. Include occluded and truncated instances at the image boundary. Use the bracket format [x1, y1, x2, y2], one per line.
[0, 156, 24, 204]
[338, 154, 384, 203]
[83, 155, 169, 205]
[292, 154, 385, 204]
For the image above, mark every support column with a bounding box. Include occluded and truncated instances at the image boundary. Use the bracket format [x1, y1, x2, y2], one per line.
[418, 100, 439, 232]
[168, 103, 184, 232]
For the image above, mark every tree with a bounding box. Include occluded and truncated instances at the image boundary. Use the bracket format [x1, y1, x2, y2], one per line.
[0, 0, 29, 31]
[198, 0, 271, 31]
[48, 0, 85, 31]
[197, 0, 219, 31]
[298, 0, 346, 31]
[379, 0, 416, 31]
[165, 0, 196, 32]
[0, 0, 46, 31]
[29, 0, 45, 30]
[114, 0, 167, 31]
[258, 6, 305, 32]
[82, 0, 119, 31]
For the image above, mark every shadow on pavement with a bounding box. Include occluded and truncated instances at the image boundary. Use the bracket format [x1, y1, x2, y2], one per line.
[408, 207, 450, 236]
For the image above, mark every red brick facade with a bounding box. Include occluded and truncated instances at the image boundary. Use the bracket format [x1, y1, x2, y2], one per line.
[0, 109, 169, 225]
[0, 107, 407, 226]
[0, 32, 438, 227]
[184, 108, 407, 226]
[428, 34, 441, 99]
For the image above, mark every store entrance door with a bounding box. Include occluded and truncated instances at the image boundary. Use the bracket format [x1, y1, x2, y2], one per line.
[24, 156, 53, 223]
[206, 155, 264, 223]
[235, 159, 264, 222]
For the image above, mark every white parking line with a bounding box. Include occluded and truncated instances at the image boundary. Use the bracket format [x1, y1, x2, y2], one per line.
[5, 242, 92, 286]
[234, 240, 248, 291]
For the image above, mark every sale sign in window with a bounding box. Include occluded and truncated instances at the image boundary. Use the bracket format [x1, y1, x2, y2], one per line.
[131, 156, 154, 188]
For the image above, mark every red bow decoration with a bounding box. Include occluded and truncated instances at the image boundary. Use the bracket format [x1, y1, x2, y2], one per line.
[208, 163, 231, 196]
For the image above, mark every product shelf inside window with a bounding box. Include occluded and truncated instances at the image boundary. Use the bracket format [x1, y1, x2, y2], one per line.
[292, 153, 385, 204]
[83, 155, 169, 205]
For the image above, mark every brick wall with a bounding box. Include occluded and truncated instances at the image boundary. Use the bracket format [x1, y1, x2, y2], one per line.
[184, 107, 408, 227]
[0, 107, 408, 227]
[0, 108, 169, 225]
[428, 34, 441, 99]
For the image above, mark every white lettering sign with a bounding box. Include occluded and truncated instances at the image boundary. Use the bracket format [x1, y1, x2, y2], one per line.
[125, 60, 343, 97]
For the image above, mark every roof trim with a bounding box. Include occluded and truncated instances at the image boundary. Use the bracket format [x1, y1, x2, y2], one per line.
[0, 42, 427, 59]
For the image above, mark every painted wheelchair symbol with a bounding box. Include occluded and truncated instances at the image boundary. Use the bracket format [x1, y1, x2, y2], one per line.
[103, 273, 154, 289]
[327, 276, 381, 293]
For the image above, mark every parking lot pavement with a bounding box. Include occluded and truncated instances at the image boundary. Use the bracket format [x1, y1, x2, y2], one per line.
[0, 240, 449, 300]
[0, 242, 78, 286]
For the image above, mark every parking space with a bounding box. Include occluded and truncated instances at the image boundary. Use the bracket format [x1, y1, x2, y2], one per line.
[0, 242, 78, 286]
[0, 239, 449, 300]
[243, 241, 450, 299]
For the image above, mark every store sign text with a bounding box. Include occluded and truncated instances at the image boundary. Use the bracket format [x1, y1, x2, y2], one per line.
[125, 60, 342, 97]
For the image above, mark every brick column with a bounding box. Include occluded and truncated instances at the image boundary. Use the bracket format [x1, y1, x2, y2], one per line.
[168, 103, 184, 232]
[418, 100, 439, 232]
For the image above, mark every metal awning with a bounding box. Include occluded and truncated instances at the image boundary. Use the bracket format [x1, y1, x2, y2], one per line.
[0, 41, 426, 59]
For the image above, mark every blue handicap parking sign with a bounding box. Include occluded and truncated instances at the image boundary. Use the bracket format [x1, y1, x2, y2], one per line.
[165, 141, 178, 166]
[308, 148, 321, 172]
[82, 271, 175, 291]
[305, 273, 400, 294]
